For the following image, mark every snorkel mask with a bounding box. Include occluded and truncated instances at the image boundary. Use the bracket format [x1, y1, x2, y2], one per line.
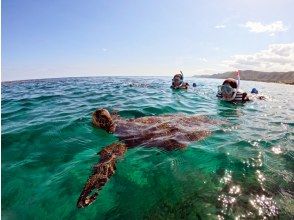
[218, 84, 237, 101]
[172, 71, 184, 88]
[218, 70, 241, 101]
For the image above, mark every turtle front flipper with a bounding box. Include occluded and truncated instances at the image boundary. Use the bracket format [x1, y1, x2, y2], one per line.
[77, 142, 127, 208]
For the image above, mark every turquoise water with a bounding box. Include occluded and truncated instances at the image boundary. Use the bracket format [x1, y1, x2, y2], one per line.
[2, 77, 294, 219]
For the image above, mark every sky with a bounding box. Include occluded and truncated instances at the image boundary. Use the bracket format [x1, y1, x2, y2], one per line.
[2, 0, 294, 81]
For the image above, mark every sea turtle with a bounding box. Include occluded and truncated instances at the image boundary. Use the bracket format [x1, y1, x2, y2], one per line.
[77, 108, 220, 208]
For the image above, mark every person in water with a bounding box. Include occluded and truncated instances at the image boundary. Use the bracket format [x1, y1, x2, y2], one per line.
[216, 71, 264, 102]
[251, 88, 258, 94]
[171, 71, 189, 89]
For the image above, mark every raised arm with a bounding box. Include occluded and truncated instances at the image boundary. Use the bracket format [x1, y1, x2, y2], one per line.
[77, 142, 127, 208]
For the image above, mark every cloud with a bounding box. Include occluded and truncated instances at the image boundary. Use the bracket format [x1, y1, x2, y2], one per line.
[215, 24, 226, 29]
[193, 68, 219, 75]
[244, 21, 288, 35]
[223, 43, 294, 71]
[199, 57, 208, 62]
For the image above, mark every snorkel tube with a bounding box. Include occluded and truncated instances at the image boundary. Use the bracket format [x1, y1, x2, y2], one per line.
[180, 71, 184, 79]
[236, 70, 240, 91]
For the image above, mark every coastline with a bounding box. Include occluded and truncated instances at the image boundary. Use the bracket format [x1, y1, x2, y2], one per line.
[194, 76, 294, 85]
[194, 70, 294, 85]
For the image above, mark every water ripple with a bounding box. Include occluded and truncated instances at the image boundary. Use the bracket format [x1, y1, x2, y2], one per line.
[2, 77, 293, 219]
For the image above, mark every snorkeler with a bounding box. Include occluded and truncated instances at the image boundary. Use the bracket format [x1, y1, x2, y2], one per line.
[217, 70, 264, 102]
[171, 71, 189, 89]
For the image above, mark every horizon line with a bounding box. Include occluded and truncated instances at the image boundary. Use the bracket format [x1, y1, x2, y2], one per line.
[2, 69, 293, 83]
[1, 74, 206, 83]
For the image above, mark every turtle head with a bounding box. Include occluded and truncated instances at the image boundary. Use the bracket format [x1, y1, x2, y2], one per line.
[92, 109, 116, 133]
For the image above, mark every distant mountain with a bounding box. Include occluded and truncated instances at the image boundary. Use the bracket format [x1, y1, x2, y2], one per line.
[195, 70, 294, 84]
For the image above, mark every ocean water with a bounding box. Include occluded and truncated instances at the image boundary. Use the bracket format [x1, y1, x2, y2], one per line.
[2, 77, 294, 219]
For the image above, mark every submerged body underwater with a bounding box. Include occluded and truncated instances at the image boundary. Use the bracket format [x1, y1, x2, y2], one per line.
[2, 77, 294, 219]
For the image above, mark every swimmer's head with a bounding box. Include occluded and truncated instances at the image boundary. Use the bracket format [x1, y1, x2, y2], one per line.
[218, 78, 238, 101]
[251, 88, 258, 94]
[222, 78, 237, 88]
[172, 74, 183, 87]
[92, 109, 116, 133]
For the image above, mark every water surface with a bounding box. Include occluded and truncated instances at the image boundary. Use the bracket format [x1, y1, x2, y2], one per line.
[2, 77, 294, 219]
